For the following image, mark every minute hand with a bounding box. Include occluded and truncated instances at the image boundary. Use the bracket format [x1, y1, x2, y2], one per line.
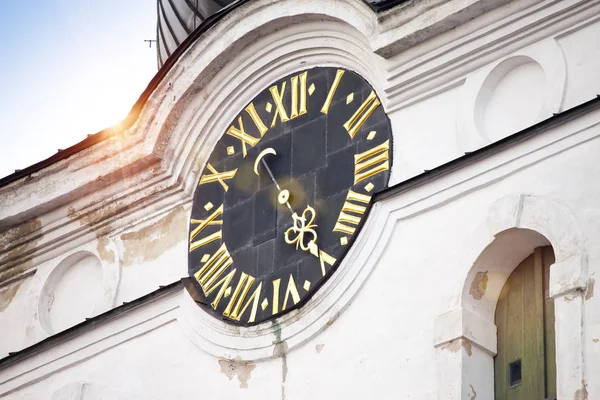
[253, 148, 294, 215]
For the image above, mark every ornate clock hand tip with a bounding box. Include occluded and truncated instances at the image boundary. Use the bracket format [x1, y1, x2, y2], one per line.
[253, 147, 277, 176]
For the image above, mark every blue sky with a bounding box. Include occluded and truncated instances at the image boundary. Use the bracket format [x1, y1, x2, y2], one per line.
[0, 0, 157, 178]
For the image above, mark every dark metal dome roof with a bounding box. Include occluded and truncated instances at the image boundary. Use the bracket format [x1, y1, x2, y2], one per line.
[156, 0, 405, 67]
[157, 0, 237, 67]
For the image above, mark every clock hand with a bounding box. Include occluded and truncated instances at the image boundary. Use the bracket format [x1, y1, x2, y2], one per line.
[284, 204, 336, 276]
[284, 204, 322, 256]
[254, 148, 294, 215]
[254, 148, 335, 273]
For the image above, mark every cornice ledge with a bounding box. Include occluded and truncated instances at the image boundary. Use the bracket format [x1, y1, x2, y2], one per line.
[372, 0, 518, 58]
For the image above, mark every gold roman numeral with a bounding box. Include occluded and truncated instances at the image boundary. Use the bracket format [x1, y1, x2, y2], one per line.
[189, 205, 223, 252]
[272, 278, 281, 315]
[343, 90, 381, 139]
[269, 72, 310, 127]
[223, 272, 263, 323]
[318, 250, 336, 277]
[333, 190, 372, 235]
[226, 102, 268, 158]
[354, 139, 390, 184]
[270, 274, 303, 315]
[270, 81, 289, 127]
[290, 72, 308, 119]
[244, 103, 268, 137]
[207, 269, 236, 310]
[199, 164, 238, 192]
[321, 69, 344, 114]
[282, 274, 301, 311]
[194, 243, 233, 294]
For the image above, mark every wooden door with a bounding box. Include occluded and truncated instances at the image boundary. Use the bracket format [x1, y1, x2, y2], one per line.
[494, 246, 556, 400]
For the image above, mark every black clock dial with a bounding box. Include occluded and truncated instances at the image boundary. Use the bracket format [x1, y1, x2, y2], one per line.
[188, 67, 393, 325]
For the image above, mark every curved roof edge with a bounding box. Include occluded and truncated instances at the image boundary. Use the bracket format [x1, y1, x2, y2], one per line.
[0, 0, 406, 188]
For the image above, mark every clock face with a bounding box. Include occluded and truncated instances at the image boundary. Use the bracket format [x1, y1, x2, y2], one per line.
[188, 67, 393, 326]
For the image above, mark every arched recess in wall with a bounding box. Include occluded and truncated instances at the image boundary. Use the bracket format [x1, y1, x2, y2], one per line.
[434, 194, 588, 400]
[168, 1, 394, 361]
[25, 239, 120, 340]
[457, 40, 566, 151]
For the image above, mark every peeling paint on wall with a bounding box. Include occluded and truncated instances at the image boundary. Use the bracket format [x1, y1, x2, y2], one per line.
[469, 271, 488, 300]
[218, 358, 256, 389]
[315, 344, 324, 353]
[441, 338, 472, 357]
[0, 218, 41, 250]
[585, 278, 595, 300]
[469, 384, 477, 399]
[564, 292, 581, 303]
[0, 218, 43, 284]
[0, 281, 23, 312]
[574, 379, 588, 400]
[96, 237, 115, 264]
[68, 204, 120, 235]
[120, 206, 188, 267]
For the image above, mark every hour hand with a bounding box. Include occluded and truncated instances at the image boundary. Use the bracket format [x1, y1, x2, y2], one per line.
[284, 204, 336, 276]
[284, 205, 319, 256]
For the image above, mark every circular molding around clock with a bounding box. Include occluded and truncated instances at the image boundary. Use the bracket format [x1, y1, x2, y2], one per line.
[185, 66, 393, 327]
[178, 201, 391, 361]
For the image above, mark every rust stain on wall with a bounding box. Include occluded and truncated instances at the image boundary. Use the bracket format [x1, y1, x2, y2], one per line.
[441, 338, 472, 357]
[218, 358, 256, 389]
[96, 237, 115, 264]
[68, 204, 119, 229]
[120, 206, 187, 267]
[0, 281, 23, 312]
[585, 279, 595, 301]
[469, 271, 488, 300]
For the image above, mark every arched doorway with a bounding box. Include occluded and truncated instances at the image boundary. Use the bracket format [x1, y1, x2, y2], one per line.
[494, 246, 556, 399]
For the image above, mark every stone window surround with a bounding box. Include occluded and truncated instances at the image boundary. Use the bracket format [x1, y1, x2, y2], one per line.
[434, 194, 588, 400]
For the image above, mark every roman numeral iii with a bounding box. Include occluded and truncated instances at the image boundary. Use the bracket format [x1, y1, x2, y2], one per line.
[354, 139, 390, 184]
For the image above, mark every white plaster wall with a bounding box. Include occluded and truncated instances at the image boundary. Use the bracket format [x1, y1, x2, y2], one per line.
[558, 17, 600, 110]
[1, 0, 600, 398]
[2, 106, 600, 400]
